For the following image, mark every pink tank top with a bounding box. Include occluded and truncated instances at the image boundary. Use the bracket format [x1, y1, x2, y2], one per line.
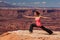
[35, 17, 42, 26]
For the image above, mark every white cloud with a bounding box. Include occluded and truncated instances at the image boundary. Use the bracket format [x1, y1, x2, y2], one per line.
[57, 3, 60, 4]
[12, 3, 17, 5]
[28, 2, 40, 5]
[11, 2, 40, 6]
[17, 2, 26, 5]
[17, 2, 40, 5]
[22, 2, 26, 4]
[18, 3, 21, 5]
[42, 2, 46, 4]
[33, 2, 40, 4]
[4, 1, 10, 3]
[0, 1, 10, 4]
[0, 1, 2, 2]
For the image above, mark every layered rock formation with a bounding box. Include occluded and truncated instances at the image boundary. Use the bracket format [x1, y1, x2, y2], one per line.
[0, 8, 60, 34]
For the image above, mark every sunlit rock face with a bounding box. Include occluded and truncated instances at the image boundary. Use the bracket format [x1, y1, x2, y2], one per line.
[0, 30, 60, 40]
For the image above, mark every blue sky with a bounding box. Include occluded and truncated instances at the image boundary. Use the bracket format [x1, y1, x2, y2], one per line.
[0, 0, 60, 7]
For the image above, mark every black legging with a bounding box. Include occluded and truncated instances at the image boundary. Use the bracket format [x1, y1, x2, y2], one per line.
[29, 23, 53, 34]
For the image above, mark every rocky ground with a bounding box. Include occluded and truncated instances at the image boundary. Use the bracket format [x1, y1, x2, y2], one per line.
[0, 30, 60, 40]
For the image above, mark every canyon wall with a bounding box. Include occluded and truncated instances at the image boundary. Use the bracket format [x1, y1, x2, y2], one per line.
[0, 8, 60, 33]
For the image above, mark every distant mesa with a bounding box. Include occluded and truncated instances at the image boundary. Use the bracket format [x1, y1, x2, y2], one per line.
[0, 1, 18, 8]
[0, 1, 33, 8]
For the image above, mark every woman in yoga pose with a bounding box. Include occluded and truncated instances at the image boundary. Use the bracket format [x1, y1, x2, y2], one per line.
[23, 11, 53, 35]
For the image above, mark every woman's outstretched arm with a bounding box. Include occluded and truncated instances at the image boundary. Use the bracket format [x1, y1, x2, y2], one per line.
[23, 15, 35, 18]
[40, 16, 50, 18]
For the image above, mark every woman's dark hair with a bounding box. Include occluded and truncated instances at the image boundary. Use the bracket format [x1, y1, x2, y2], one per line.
[33, 10, 40, 16]
[35, 11, 40, 16]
